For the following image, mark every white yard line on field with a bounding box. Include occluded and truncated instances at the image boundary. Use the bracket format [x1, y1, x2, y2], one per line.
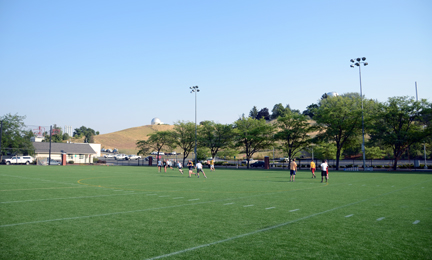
[413, 220, 420, 224]
[377, 217, 385, 221]
[345, 214, 354, 218]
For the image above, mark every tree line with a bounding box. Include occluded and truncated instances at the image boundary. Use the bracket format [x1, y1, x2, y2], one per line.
[137, 94, 432, 170]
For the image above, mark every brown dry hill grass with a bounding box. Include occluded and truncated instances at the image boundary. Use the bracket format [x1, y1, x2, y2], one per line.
[94, 125, 174, 154]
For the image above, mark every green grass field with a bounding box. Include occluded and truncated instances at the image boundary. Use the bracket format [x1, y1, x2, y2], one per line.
[1, 165, 431, 259]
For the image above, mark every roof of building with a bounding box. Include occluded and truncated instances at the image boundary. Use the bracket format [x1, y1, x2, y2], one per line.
[32, 142, 97, 154]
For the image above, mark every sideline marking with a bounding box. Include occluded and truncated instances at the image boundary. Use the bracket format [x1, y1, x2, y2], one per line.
[1, 192, 150, 204]
[144, 180, 431, 260]
[345, 214, 354, 218]
[289, 209, 299, 212]
[377, 217, 385, 221]
[413, 220, 420, 225]
[265, 207, 275, 210]
[188, 199, 199, 201]
[243, 205, 254, 207]
[173, 197, 184, 199]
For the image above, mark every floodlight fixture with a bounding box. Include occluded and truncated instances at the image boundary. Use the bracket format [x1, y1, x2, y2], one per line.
[350, 59, 355, 63]
[356, 58, 361, 62]
[362, 57, 366, 61]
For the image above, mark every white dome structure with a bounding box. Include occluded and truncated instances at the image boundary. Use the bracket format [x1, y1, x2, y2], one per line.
[326, 91, 339, 97]
[151, 118, 163, 125]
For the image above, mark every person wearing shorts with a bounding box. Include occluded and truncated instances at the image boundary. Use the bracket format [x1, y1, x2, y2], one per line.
[290, 159, 297, 182]
[210, 159, 215, 172]
[196, 162, 207, 178]
[157, 160, 162, 173]
[310, 160, 316, 178]
[320, 160, 328, 183]
[187, 160, 194, 178]
[163, 160, 167, 173]
[177, 161, 183, 174]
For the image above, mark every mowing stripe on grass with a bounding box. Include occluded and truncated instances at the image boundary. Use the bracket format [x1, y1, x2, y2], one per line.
[144, 180, 430, 260]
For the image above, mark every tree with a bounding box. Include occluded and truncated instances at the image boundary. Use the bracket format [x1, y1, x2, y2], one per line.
[369, 97, 432, 170]
[271, 103, 289, 119]
[198, 121, 233, 160]
[249, 106, 258, 119]
[73, 126, 98, 143]
[136, 131, 173, 160]
[256, 108, 270, 120]
[312, 94, 368, 170]
[43, 125, 63, 143]
[313, 143, 337, 160]
[302, 103, 319, 119]
[0, 113, 34, 158]
[233, 117, 275, 168]
[172, 121, 196, 166]
[275, 113, 315, 165]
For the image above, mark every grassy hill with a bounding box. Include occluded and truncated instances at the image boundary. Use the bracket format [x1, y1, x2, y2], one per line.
[94, 124, 174, 154]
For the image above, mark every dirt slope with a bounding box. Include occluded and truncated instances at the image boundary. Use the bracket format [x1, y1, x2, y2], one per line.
[94, 125, 174, 153]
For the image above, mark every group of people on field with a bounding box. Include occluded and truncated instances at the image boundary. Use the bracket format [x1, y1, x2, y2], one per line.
[289, 159, 329, 183]
[157, 159, 216, 179]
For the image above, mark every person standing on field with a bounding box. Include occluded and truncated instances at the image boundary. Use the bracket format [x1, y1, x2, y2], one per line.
[196, 161, 207, 178]
[157, 159, 162, 173]
[163, 160, 167, 173]
[210, 159, 215, 172]
[177, 161, 183, 174]
[290, 158, 297, 182]
[320, 160, 328, 183]
[310, 160, 316, 178]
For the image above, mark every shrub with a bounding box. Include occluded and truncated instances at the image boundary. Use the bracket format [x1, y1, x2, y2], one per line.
[376, 165, 382, 169]
[68, 161, 74, 164]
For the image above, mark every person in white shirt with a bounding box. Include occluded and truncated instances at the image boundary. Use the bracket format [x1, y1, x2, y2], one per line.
[195, 162, 207, 178]
[157, 160, 162, 173]
[320, 160, 328, 183]
[177, 161, 183, 174]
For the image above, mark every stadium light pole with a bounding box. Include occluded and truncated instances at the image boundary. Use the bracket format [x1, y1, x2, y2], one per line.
[190, 86, 199, 165]
[350, 57, 368, 171]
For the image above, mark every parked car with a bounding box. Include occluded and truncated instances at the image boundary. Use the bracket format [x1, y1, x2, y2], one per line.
[104, 154, 114, 158]
[114, 154, 126, 160]
[106, 149, 113, 153]
[126, 155, 141, 160]
[151, 151, 164, 155]
[101, 148, 106, 152]
[242, 159, 258, 164]
[3, 156, 35, 165]
[250, 161, 265, 168]
[48, 159, 61, 165]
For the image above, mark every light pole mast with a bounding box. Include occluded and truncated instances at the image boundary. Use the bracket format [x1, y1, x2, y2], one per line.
[350, 57, 368, 171]
[190, 86, 199, 165]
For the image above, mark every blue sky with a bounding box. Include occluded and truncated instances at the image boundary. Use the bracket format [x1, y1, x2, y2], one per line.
[1, 0, 431, 134]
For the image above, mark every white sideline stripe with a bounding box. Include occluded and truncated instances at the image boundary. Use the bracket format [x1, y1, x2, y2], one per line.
[224, 203, 234, 205]
[145, 181, 431, 260]
[289, 209, 299, 212]
[265, 207, 275, 210]
[173, 197, 184, 199]
[243, 205, 254, 207]
[413, 220, 420, 225]
[188, 199, 199, 201]
[345, 214, 354, 218]
[377, 217, 385, 221]
[1, 192, 150, 204]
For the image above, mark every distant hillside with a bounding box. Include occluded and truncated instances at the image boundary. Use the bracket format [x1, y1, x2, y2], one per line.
[94, 125, 174, 154]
